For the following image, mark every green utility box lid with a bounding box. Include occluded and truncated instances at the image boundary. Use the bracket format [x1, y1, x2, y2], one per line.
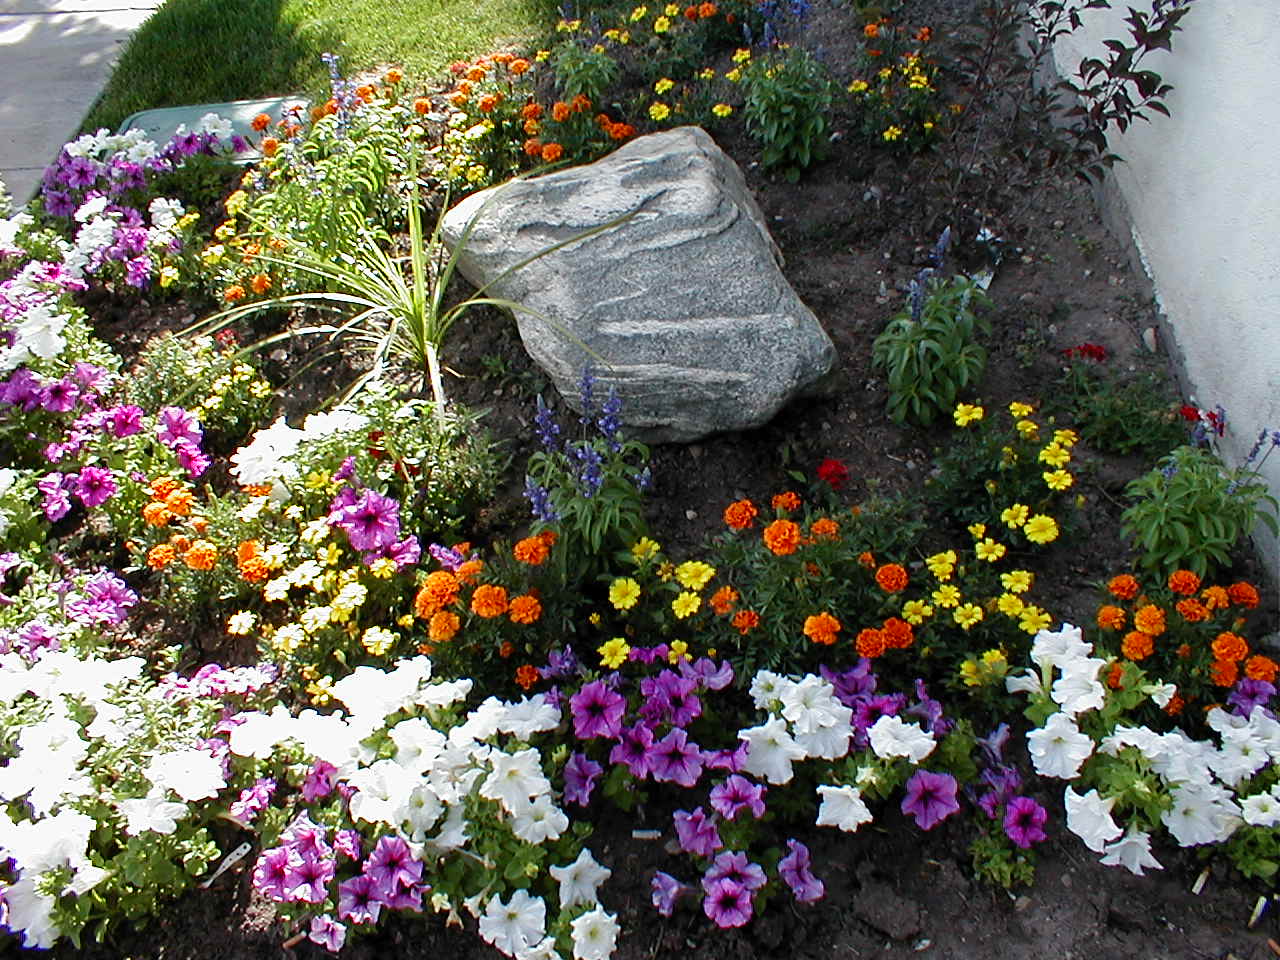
[116, 96, 309, 161]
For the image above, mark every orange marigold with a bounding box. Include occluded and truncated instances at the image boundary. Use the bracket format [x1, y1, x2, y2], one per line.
[685, 5, 699, 18]
[523, 138, 544, 157]
[1132, 604, 1166, 636]
[413, 97, 430, 114]
[146, 543, 176, 570]
[478, 94, 501, 113]
[429, 610, 461, 643]
[471, 584, 509, 618]
[855, 627, 886, 658]
[723, 499, 758, 530]
[509, 594, 542, 625]
[515, 664, 541, 690]
[466, 66, 487, 81]
[164, 488, 194, 517]
[455, 558, 484, 584]
[499, 641, 515, 659]
[1176, 643, 1192, 659]
[881, 617, 914, 650]
[570, 94, 591, 113]
[771, 491, 801, 512]
[857, 551, 876, 569]
[1120, 630, 1154, 661]
[384, 68, 403, 84]
[1227, 581, 1260, 608]
[763, 519, 801, 556]
[261, 138, 279, 157]
[875, 563, 909, 594]
[235, 539, 261, 563]
[1096, 605, 1126, 630]
[810, 517, 840, 540]
[183, 540, 217, 571]
[510, 58, 531, 75]
[251, 112, 271, 132]
[414, 570, 460, 618]
[1164, 693, 1184, 716]
[223, 285, 246, 303]
[150, 476, 180, 499]
[521, 102, 544, 120]
[1105, 661, 1125, 689]
[170, 534, 191, 553]
[1167, 569, 1201, 596]
[1210, 631, 1249, 663]
[1245, 654, 1278, 684]
[709, 585, 739, 615]
[1210, 659, 1238, 688]
[552, 101, 571, 122]
[250, 273, 271, 295]
[1175, 598, 1210, 623]
[803, 612, 841, 646]
[732, 609, 760, 634]
[142, 501, 171, 527]
[1200, 585, 1229, 611]
[1107, 574, 1140, 600]
[238, 556, 270, 585]
[513, 536, 550, 565]
[699, 1, 717, 15]
[542, 142, 564, 163]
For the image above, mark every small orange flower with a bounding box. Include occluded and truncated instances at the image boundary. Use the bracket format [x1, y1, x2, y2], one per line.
[1176, 643, 1192, 659]
[384, 68, 403, 84]
[542, 142, 564, 163]
[523, 138, 544, 157]
[478, 94, 501, 113]
[250, 273, 271, 294]
[1245, 654, 1278, 684]
[685, 5, 699, 19]
[1120, 631, 1153, 661]
[190, 517, 208, 534]
[150, 476, 180, 499]
[875, 563, 909, 594]
[855, 627, 886, 658]
[1167, 569, 1200, 596]
[429, 610, 460, 643]
[323, 99, 339, 116]
[552, 101, 571, 122]
[771, 491, 801, 512]
[515, 664, 540, 690]
[1133, 604, 1166, 636]
[1096, 605, 1126, 630]
[183, 540, 217, 571]
[1175, 598, 1209, 623]
[521, 102, 544, 120]
[1210, 659, 1238, 687]
[415, 570, 459, 618]
[170, 534, 192, 553]
[466, 65, 487, 81]
[699, 1, 717, 16]
[491, 52, 513, 65]
[537, 530, 558, 548]
[509, 594, 542, 625]
[709, 585, 739, 615]
[1210, 631, 1249, 663]
[857, 551, 876, 569]
[803, 612, 841, 646]
[146, 543, 176, 570]
[471, 583, 509, 618]
[499, 641, 515, 659]
[863, 22, 879, 38]
[810, 517, 840, 540]
[250, 112, 272, 132]
[1107, 574, 1140, 600]
[723, 499, 758, 530]
[570, 94, 591, 113]
[915, 26, 932, 43]
[142, 501, 171, 527]
[238, 556, 269, 584]
[732, 609, 760, 634]
[1164, 692, 1184, 716]
[1200, 585, 1229, 611]
[413, 97, 430, 114]
[1105, 662, 1125, 689]
[510, 58, 531, 75]
[762, 519, 801, 556]
[456, 558, 484, 584]
[513, 536, 550, 565]
[235, 539, 261, 564]
[1227, 581, 1260, 608]
[881, 617, 914, 650]
[223, 285, 246, 303]
[449, 92, 469, 107]
[608, 122, 636, 141]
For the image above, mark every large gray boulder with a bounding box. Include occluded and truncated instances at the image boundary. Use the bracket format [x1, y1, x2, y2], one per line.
[440, 126, 836, 442]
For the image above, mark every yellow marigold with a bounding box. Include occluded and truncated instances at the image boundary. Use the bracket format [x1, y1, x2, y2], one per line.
[1121, 630, 1154, 661]
[1001, 569, 1033, 594]
[1023, 514, 1059, 544]
[953, 603, 984, 630]
[1008, 401, 1034, 418]
[508, 594, 542, 625]
[712, 103, 733, 117]
[1038, 443, 1070, 468]
[997, 593, 1025, 617]
[932, 584, 961, 609]
[1133, 604, 1166, 636]
[763, 519, 801, 556]
[1053, 428, 1079, 447]
[676, 560, 716, 591]
[183, 540, 217, 571]
[1096, 605, 1126, 630]
[1001, 504, 1029, 529]
[1211, 631, 1249, 663]
[1019, 605, 1052, 635]
[723, 499, 758, 530]
[513, 536, 550, 565]
[1016, 419, 1040, 440]
[609, 577, 641, 610]
[654, 77, 675, 94]
[901, 599, 933, 624]
[632, 537, 660, 560]
[429, 610, 460, 643]
[803, 611, 841, 646]
[654, 15, 671, 32]
[1043, 469, 1073, 491]
[975, 538, 1006, 562]
[1108, 574, 1140, 600]
[953, 403, 984, 426]
[733, 47, 751, 63]
[672, 591, 701, 619]
[875, 563, 909, 593]
[598, 637, 631, 669]
[926, 550, 957, 580]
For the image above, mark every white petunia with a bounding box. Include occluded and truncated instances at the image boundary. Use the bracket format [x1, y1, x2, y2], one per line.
[403, 783, 445, 839]
[1160, 781, 1240, 847]
[569, 906, 620, 960]
[146, 748, 226, 802]
[1063, 786, 1122, 853]
[1030, 622, 1092, 673]
[481, 749, 551, 813]
[738, 715, 807, 785]
[868, 715, 936, 763]
[498, 694, 561, 740]
[3, 876, 59, 949]
[119, 796, 189, 835]
[778, 675, 839, 734]
[815, 784, 873, 832]
[347, 758, 417, 826]
[548, 847, 612, 909]
[1099, 825, 1163, 875]
[1004, 670, 1045, 697]
[748, 670, 786, 710]
[229, 416, 303, 487]
[1241, 791, 1280, 827]
[1050, 656, 1107, 716]
[1025, 712, 1093, 779]
[389, 718, 447, 774]
[479, 889, 546, 958]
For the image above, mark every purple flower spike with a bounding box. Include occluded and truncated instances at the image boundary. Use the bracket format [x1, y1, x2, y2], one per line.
[1003, 796, 1048, 849]
[901, 769, 960, 831]
[570, 680, 625, 740]
[702, 877, 752, 928]
[673, 807, 721, 858]
[778, 839, 825, 903]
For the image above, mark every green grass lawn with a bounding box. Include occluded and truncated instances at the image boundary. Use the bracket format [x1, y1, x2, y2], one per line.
[85, 0, 560, 133]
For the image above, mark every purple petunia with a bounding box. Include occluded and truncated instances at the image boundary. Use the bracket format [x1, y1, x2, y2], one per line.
[301, 760, 338, 802]
[702, 851, 766, 894]
[570, 680, 626, 740]
[308, 915, 346, 953]
[284, 851, 335, 904]
[1228, 678, 1276, 717]
[157, 406, 203, 448]
[901, 769, 960, 831]
[673, 807, 721, 858]
[648, 727, 703, 788]
[229, 777, 277, 824]
[252, 846, 292, 901]
[365, 835, 423, 895]
[337, 874, 382, 925]
[66, 571, 137, 627]
[820, 659, 877, 707]
[778, 839, 825, 903]
[339, 490, 401, 552]
[563, 752, 603, 807]
[702, 877, 752, 928]
[74, 466, 117, 508]
[609, 722, 654, 778]
[651, 871, 686, 917]
[709, 775, 766, 821]
[1003, 796, 1048, 849]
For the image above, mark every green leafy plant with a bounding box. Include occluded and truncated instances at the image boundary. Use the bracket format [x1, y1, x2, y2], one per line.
[553, 41, 620, 104]
[872, 274, 991, 426]
[1055, 346, 1184, 458]
[1121, 441, 1279, 578]
[740, 46, 839, 181]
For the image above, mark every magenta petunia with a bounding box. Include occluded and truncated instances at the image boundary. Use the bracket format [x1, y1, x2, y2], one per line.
[339, 489, 401, 552]
[74, 465, 117, 508]
[1003, 795, 1049, 849]
[647, 727, 703, 788]
[900, 769, 960, 831]
[673, 806, 721, 858]
[702, 877, 753, 928]
[778, 839, 825, 903]
[709, 774, 766, 821]
[563, 752, 603, 806]
[570, 680, 625, 740]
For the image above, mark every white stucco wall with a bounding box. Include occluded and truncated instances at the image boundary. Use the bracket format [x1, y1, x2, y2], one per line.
[1053, 1, 1280, 590]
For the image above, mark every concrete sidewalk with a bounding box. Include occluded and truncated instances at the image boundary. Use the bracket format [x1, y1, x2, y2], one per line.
[0, 0, 164, 208]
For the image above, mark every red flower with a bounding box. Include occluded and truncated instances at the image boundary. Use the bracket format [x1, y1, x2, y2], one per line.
[816, 457, 849, 490]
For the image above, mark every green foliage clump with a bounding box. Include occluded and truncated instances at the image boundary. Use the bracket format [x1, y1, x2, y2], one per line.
[740, 46, 839, 181]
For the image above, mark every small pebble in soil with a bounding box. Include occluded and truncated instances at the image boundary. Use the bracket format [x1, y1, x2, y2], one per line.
[685, 510, 697, 520]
